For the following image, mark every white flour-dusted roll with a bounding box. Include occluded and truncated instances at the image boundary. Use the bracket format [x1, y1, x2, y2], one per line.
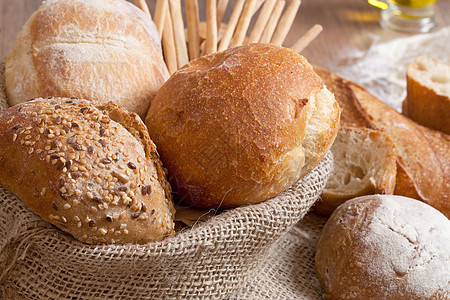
[316, 195, 450, 299]
[5, 0, 169, 118]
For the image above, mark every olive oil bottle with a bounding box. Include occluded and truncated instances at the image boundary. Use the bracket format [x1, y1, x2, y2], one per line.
[392, 0, 437, 8]
[380, 0, 439, 33]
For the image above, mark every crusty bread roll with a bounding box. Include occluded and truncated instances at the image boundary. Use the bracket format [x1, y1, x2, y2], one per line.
[146, 44, 340, 209]
[0, 97, 175, 244]
[5, 0, 169, 118]
[316, 195, 450, 300]
[315, 127, 397, 216]
[403, 56, 450, 135]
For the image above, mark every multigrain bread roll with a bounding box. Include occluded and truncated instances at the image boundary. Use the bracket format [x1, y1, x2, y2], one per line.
[403, 56, 450, 135]
[315, 127, 397, 216]
[5, 0, 168, 118]
[316, 195, 450, 300]
[146, 44, 340, 209]
[0, 98, 175, 244]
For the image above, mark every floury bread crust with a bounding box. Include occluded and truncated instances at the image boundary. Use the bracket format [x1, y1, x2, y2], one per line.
[0, 98, 175, 244]
[315, 195, 450, 300]
[146, 44, 340, 209]
[5, 0, 169, 118]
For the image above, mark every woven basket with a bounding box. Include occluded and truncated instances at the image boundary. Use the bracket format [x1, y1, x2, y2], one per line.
[0, 61, 332, 299]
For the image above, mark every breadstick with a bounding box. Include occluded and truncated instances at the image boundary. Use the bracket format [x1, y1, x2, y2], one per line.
[291, 24, 323, 53]
[247, 0, 276, 44]
[134, 0, 152, 19]
[186, 0, 200, 60]
[229, 0, 257, 48]
[217, 0, 245, 51]
[162, 8, 178, 74]
[271, 0, 301, 45]
[216, 0, 229, 29]
[253, 0, 265, 15]
[206, 0, 218, 54]
[259, 0, 285, 43]
[169, 0, 189, 68]
[154, 0, 168, 38]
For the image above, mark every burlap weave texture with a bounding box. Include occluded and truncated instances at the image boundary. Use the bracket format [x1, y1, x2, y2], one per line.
[0, 61, 330, 299]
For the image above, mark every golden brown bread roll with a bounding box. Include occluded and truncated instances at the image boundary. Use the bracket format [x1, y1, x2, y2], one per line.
[0, 97, 175, 244]
[316, 195, 450, 300]
[146, 43, 340, 209]
[5, 0, 169, 118]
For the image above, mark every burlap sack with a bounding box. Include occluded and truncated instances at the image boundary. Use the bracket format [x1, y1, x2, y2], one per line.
[0, 61, 330, 299]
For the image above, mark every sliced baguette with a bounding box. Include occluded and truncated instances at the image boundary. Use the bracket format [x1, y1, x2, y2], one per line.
[403, 56, 450, 135]
[314, 127, 396, 216]
[349, 82, 450, 219]
[314, 66, 376, 129]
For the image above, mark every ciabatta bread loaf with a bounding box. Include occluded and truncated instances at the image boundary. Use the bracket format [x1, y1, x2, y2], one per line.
[403, 56, 450, 135]
[316, 195, 450, 300]
[315, 127, 396, 216]
[5, 0, 169, 118]
[349, 82, 450, 218]
[146, 44, 340, 209]
[0, 98, 175, 244]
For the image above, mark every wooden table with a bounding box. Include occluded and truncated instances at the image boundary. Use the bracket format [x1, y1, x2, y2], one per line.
[1, 0, 449, 72]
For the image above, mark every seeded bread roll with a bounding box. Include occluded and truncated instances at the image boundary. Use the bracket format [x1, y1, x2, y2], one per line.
[5, 0, 169, 118]
[0, 98, 175, 244]
[146, 44, 340, 208]
[316, 195, 450, 299]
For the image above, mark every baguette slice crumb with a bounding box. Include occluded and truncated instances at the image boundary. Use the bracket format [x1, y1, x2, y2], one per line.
[403, 56, 450, 134]
[314, 127, 396, 216]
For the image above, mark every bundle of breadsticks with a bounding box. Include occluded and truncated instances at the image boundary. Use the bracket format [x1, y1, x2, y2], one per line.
[134, 0, 323, 74]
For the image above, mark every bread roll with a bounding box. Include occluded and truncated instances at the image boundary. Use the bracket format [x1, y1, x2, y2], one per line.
[0, 98, 175, 244]
[316, 195, 450, 300]
[146, 43, 340, 208]
[5, 0, 169, 118]
[403, 56, 450, 135]
[315, 127, 397, 216]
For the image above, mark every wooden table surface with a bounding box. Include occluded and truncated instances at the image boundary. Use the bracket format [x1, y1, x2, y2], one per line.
[1, 0, 449, 73]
